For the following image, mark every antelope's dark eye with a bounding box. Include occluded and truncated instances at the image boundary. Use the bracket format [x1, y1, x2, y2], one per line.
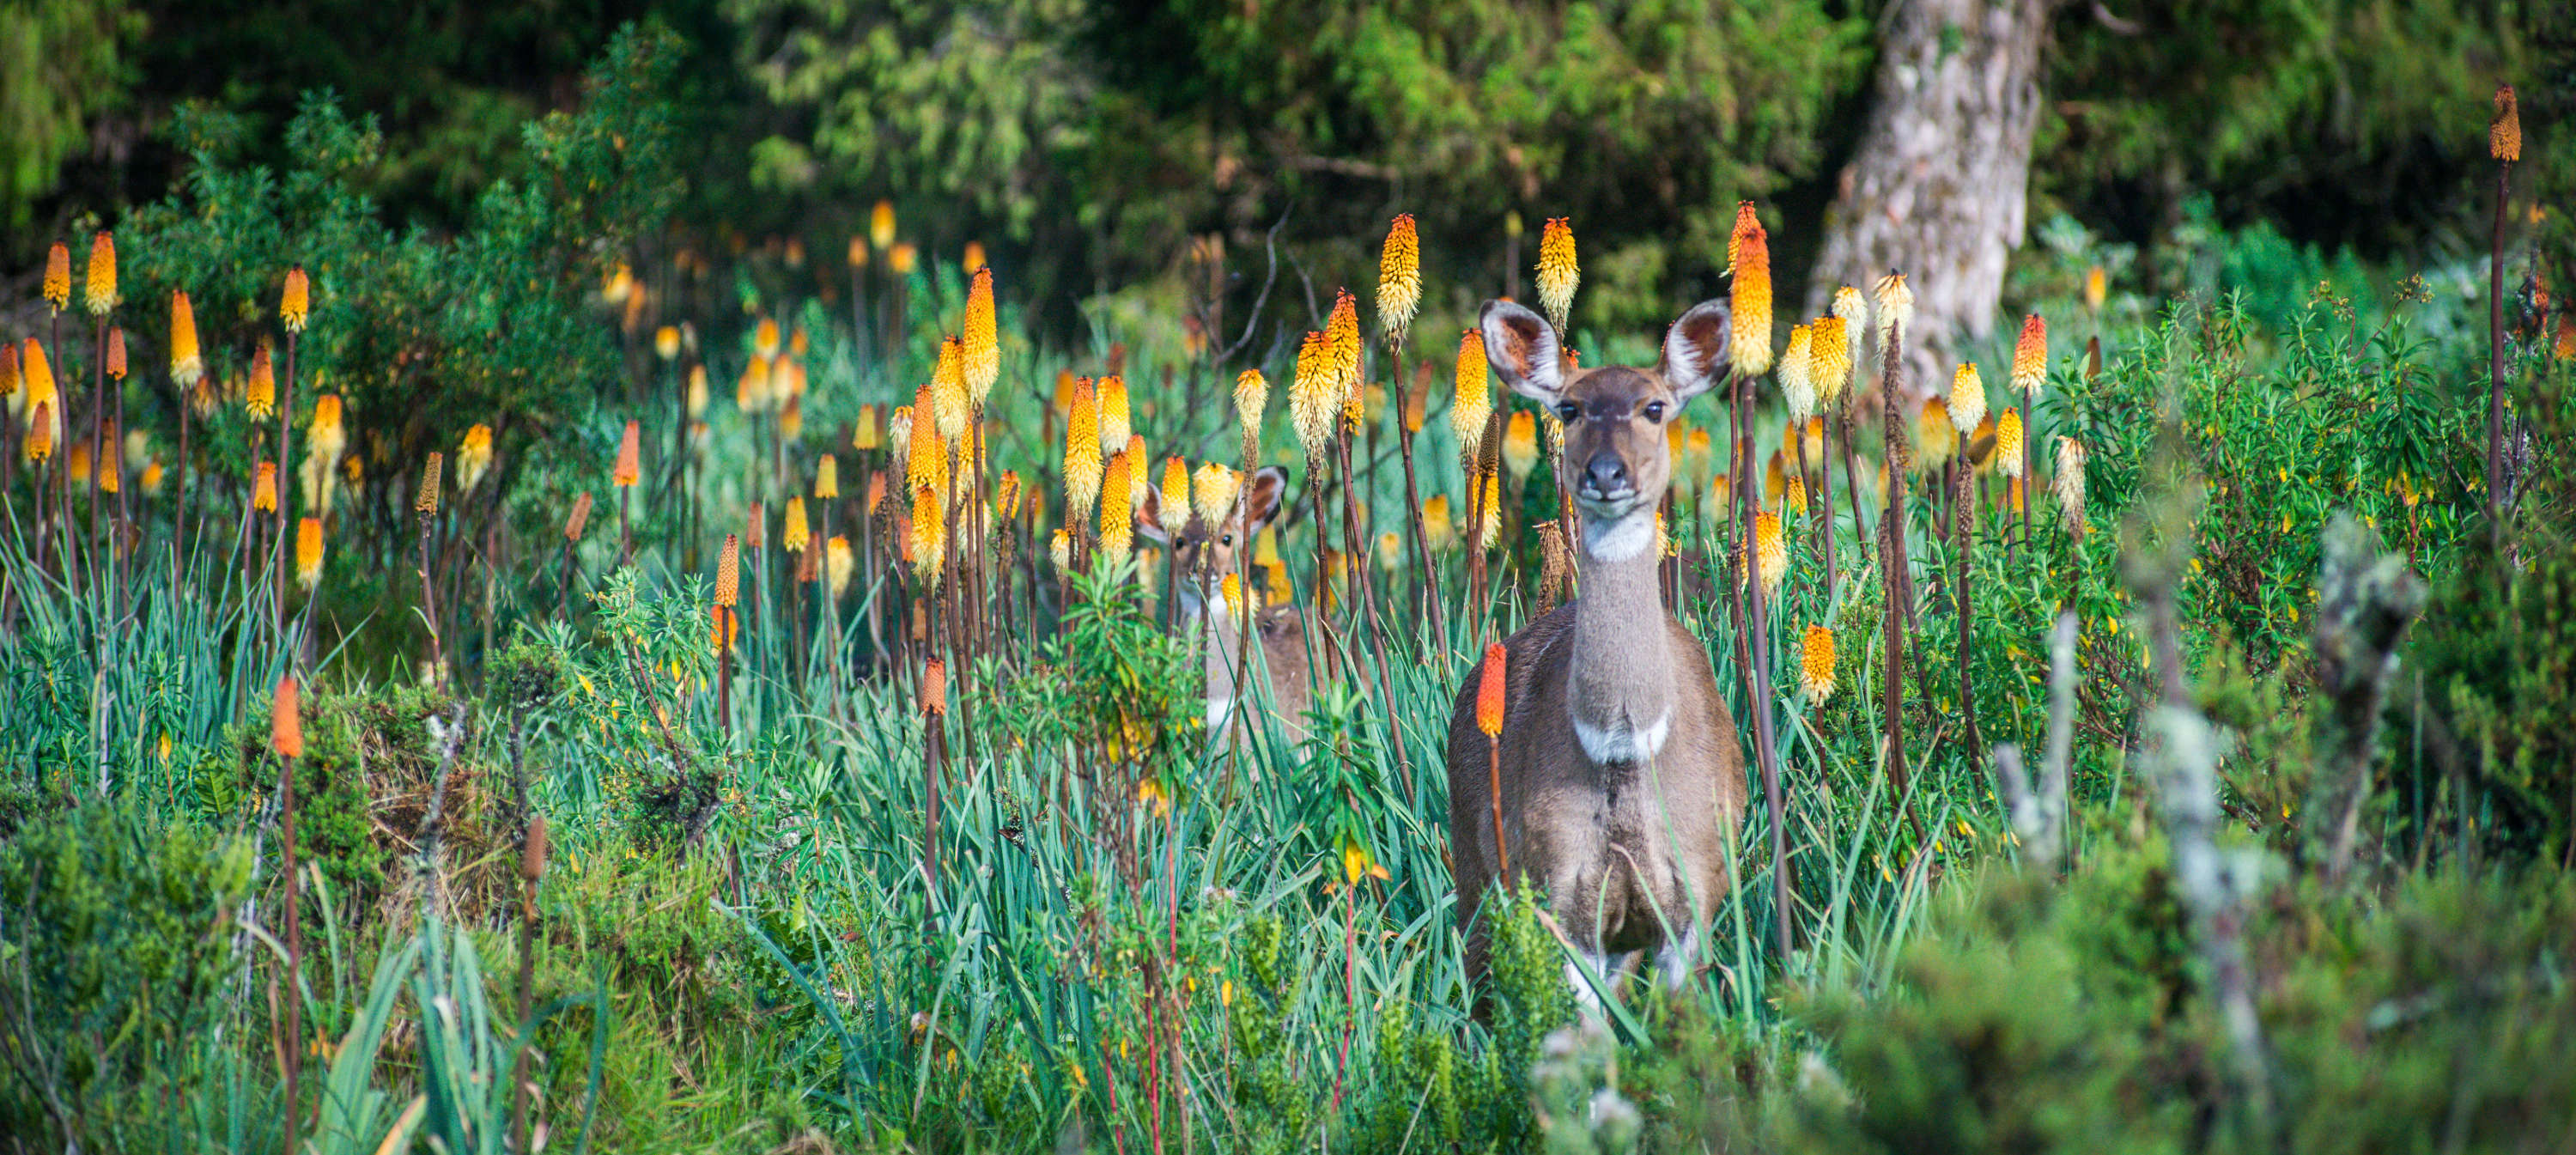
[1220, 533, 1235, 546]
[1643, 401, 1667, 422]
[1555, 402, 1580, 422]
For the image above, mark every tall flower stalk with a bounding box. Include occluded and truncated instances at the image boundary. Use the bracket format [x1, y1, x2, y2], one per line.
[2486, 83, 2519, 546]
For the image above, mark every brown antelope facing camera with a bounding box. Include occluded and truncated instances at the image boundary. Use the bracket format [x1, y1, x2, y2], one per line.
[1444, 298, 1747, 1002]
[1138, 466, 1335, 749]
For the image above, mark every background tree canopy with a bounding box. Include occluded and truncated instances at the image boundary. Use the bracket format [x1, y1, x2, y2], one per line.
[8, 0, 2568, 337]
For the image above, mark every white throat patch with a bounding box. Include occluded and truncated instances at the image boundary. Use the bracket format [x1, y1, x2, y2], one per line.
[1583, 513, 1655, 563]
[1571, 707, 1671, 764]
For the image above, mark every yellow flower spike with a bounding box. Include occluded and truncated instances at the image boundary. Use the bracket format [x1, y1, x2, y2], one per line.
[827, 535, 854, 598]
[2083, 266, 2106, 313]
[280, 264, 309, 333]
[170, 290, 204, 387]
[655, 325, 681, 361]
[932, 336, 969, 444]
[2012, 314, 2047, 398]
[1831, 286, 1870, 359]
[1192, 462, 1239, 534]
[1232, 368, 1268, 462]
[1948, 363, 1987, 440]
[963, 267, 999, 406]
[1327, 289, 1363, 426]
[1098, 445, 1134, 568]
[86, 232, 118, 318]
[1158, 457, 1191, 538]
[905, 383, 943, 492]
[1048, 528, 1072, 574]
[1289, 331, 1335, 467]
[755, 317, 782, 360]
[1535, 217, 1578, 335]
[1476, 469, 1503, 553]
[738, 355, 773, 412]
[1871, 272, 1913, 354]
[1809, 315, 1851, 410]
[456, 422, 493, 493]
[910, 479, 946, 586]
[784, 497, 809, 550]
[1996, 410, 2026, 479]
[1728, 204, 1772, 378]
[1096, 374, 1131, 459]
[816, 453, 840, 499]
[1376, 531, 1404, 572]
[1779, 323, 1814, 422]
[1753, 510, 1785, 599]
[1376, 214, 1421, 352]
[1800, 625, 1836, 702]
[871, 200, 896, 251]
[1064, 378, 1101, 524]
[1501, 410, 1538, 487]
[254, 460, 279, 512]
[1422, 494, 1455, 552]
[1451, 330, 1492, 466]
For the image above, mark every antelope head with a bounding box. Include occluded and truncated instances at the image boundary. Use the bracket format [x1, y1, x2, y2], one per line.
[1136, 465, 1292, 617]
[1478, 299, 1729, 560]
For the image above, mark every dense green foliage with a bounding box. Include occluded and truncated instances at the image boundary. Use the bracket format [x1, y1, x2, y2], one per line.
[7, 22, 2576, 1155]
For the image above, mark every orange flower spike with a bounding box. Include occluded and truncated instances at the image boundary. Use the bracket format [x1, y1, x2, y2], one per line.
[281, 265, 310, 333]
[2011, 314, 2047, 398]
[296, 516, 325, 590]
[932, 335, 969, 442]
[1476, 641, 1509, 738]
[566, 492, 594, 541]
[1535, 217, 1578, 334]
[963, 267, 999, 406]
[105, 327, 126, 380]
[2492, 84, 2521, 162]
[246, 343, 276, 420]
[85, 232, 117, 318]
[1728, 204, 1772, 377]
[922, 658, 949, 717]
[715, 534, 740, 607]
[254, 461, 280, 512]
[271, 677, 304, 759]
[43, 242, 70, 314]
[1376, 214, 1422, 352]
[612, 420, 641, 487]
[1451, 330, 1492, 465]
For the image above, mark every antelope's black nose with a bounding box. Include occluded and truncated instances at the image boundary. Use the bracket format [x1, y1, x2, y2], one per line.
[1583, 453, 1631, 495]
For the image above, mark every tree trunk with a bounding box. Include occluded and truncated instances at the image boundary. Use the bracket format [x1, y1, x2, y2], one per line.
[1810, 0, 2050, 395]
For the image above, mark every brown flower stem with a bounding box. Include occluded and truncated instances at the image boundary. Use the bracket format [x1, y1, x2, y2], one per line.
[1735, 369, 1794, 958]
[89, 319, 105, 591]
[275, 332, 295, 647]
[1879, 320, 1925, 848]
[921, 696, 945, 906]
[1953, 435, 1984, 769]
[1396, 400, 1443, 641]
[1487, 732, 1508, 877]
[556, 537, 576, 620]
[2487, 155, 2512, 550]
[618, 488, 632, 568]
[417, 513, 444, 685]
[276, 745, 303, 1155]
[1822, 412, 1842, 599]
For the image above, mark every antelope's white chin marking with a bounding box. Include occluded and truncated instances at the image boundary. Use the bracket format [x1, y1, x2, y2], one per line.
[1583, 513, 1655, 562]
[1571, 708, 1670, 763]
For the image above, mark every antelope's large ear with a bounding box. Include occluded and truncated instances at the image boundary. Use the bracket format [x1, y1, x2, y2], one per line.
[1659, 299, 1731, 404]
[1479, 300, 1564, 404]
[1243, 465, 1291, 532]
[1134, 484, 1169, 544]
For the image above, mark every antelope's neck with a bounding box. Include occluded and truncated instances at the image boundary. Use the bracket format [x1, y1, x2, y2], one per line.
[1568, 511, 1674, 765]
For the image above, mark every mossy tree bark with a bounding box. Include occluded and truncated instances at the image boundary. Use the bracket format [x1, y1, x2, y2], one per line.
[1810, 0, 2050, 392]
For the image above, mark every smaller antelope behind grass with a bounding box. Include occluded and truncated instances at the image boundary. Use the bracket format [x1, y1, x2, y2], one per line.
[1445, 299, 1748, 1002]
[1139, 466, 1336, 750]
